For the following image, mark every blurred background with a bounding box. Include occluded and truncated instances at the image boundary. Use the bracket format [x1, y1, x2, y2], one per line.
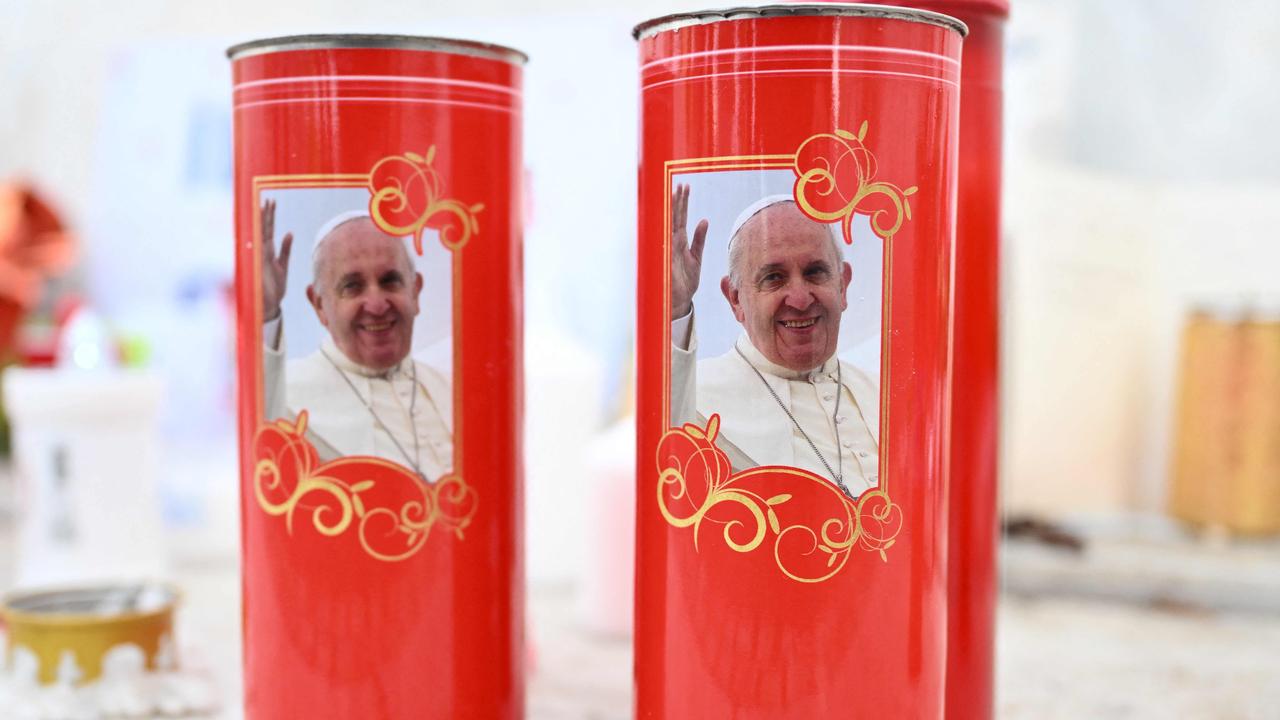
[0, 0, 1278, 717]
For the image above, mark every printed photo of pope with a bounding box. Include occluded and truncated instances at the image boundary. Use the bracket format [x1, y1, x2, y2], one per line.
[259, 198, 453, 484]
[669, 184, 881, 499]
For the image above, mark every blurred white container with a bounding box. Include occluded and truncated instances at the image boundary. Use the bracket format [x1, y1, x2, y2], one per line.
[3, 368, 167, 587]
[525, 324, 604, 584]
[576, 416, 635, 636]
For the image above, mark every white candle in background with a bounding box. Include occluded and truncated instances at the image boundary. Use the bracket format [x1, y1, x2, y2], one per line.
[577, 416, 636, 637]
[4, 368, 167, 587]
[525, 324, 604, 584]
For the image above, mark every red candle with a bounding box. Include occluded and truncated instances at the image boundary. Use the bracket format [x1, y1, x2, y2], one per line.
[634, 7, 964, 717]
[229, 35, 525, 719]
[879, 3, 1007, 716]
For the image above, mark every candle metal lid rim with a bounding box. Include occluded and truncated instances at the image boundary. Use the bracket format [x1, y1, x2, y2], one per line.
[227, 34, 529, 65]
[634, 3, 969, 41]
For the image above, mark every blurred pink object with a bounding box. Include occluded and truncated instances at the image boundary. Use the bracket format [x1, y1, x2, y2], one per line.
[0, 184, 76, 357]
[578, 416, 636, 636]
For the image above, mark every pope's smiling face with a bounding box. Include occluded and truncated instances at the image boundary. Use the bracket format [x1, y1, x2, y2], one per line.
[307, 218, 422, 372]
[721, 202, 851, 373]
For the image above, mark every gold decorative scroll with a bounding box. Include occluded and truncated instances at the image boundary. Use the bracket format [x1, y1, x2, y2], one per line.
[793, 122, 918, 246]
[254, 412, 477, 562]
[657, 416, 902, 583]
[367, 146, 484, 254]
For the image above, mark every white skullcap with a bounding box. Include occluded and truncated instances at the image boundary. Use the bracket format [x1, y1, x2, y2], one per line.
[312, 210, 372, 259]
[727, 194, 795, 250]
[727, 194, 845, 253]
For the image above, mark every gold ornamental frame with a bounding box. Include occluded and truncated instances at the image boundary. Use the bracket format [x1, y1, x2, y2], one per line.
[656, 126, 915, 582]
[248, 149, 479, 562]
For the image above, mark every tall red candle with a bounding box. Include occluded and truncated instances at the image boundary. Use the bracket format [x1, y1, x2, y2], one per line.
[634, 6, 965, 717]
[229, 35, 525, 719]
[881, 3, 1007, 716]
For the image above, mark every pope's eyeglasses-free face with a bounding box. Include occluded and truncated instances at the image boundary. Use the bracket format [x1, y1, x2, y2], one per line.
[307, 218, 424, 372]
[722, 202, 851, 373]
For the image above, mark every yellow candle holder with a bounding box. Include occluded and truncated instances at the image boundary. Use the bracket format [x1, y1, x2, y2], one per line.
[2, 584, 179, 685]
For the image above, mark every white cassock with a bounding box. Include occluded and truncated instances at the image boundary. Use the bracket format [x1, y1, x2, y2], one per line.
[670, 308, 880, 497]
[262, 317, 453, 482]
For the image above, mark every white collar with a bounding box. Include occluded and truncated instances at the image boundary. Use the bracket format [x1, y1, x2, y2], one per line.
[320, 337, 411, 379]
[733, 334, 838, 383]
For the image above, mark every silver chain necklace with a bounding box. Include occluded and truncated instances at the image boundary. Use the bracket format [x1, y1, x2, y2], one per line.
[320, 348, 433, 483]
[734, 345, 857, 500]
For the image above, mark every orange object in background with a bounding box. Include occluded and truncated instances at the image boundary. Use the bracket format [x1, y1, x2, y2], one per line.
[1170, 310, 1280, 536]
[0, 184, 76, 359]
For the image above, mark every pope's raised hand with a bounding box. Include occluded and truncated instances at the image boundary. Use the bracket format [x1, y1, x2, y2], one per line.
[260, 198, 293, 323]
[670, 183, 709, 321]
